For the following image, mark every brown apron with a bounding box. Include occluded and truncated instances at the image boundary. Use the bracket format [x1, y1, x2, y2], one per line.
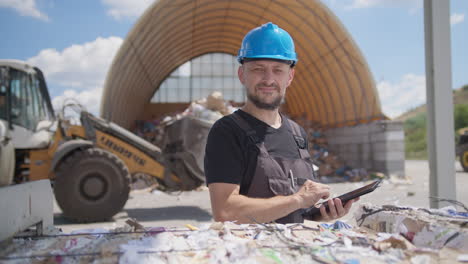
[230, 113, 316, 223]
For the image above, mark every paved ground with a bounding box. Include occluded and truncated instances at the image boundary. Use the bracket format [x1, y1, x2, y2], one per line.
[54, 160, 468, 233]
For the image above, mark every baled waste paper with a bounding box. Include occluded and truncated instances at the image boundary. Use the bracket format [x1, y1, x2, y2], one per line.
[1, 204, 466, 264]
[355, 203, 468, 252]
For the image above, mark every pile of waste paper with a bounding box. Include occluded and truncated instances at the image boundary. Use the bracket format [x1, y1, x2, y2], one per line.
[1, 204, 466, 263]
[133, 91, 236, 148]
[293, 116, 382, 183]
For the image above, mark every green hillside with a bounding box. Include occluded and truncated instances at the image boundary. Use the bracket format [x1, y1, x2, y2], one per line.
[397, 85, 468, 159]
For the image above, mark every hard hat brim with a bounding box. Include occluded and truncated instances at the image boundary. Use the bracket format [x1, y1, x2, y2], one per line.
[240, 57, 296, 67]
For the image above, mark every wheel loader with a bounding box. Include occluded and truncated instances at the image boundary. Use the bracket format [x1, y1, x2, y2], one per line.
[0, 59, 206, 222]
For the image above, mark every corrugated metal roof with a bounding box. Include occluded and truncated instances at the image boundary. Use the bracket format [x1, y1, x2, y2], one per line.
[102, 0, 386, 129]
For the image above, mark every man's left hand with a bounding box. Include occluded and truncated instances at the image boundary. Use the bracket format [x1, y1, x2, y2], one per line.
[315, 197, 360, 221]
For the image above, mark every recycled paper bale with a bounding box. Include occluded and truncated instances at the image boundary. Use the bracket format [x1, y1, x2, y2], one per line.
[354, 203, 468, 252]
[1, 220, 461, 263]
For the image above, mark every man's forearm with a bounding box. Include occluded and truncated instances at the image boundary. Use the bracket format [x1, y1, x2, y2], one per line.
[209, 181, 330, 224]
[213, 192, 301, 223]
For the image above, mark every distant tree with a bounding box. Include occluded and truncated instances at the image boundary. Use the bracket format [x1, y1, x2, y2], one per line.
[404, 113, 427, 159]
[454, 104, 468, 131]
[404, 102, 468, 159]
[462, 84, 468, 91]
[404, 113, 426, 131]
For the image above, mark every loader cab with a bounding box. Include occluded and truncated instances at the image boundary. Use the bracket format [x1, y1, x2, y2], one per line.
[0, 60, 55, 150]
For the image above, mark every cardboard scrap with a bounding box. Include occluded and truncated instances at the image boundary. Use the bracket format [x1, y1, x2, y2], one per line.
[458, 254, 468, 262]
[125, 218, 145, 232]
[373, 234, 415, 252]
[355, 203, 468, 252]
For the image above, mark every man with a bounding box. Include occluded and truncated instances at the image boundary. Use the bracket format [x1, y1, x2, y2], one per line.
[204, 22, 357, 224]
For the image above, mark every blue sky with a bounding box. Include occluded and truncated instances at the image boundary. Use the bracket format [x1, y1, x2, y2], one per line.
[0, 0, 466, 118]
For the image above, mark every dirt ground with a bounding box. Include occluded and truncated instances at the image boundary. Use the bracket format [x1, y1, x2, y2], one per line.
[54, 160, 468, 233]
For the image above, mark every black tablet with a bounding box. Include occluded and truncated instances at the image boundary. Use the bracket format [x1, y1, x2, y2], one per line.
[302, 179, 382, 218]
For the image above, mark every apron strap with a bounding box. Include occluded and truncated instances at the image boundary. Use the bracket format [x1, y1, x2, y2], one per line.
[285, 118, 318, 180]
[228, 112, 264, 195]
[286, 118, 310, 159]
[229, 112, 259, 145]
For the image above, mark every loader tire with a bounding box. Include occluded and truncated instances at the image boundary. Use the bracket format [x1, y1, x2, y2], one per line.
[54, 148, 130, 222]
[460, 145, 468, 172]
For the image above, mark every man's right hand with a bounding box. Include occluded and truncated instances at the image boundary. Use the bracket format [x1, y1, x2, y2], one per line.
[294, 180, 330, 209]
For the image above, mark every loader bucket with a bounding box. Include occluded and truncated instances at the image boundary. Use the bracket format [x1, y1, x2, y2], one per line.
[162, 116, 212, 188]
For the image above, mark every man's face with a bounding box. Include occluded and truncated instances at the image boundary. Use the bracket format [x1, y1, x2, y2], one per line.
[238, 60, 295, 110]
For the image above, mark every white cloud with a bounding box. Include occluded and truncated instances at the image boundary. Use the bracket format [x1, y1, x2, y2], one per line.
[27, 36, 123, 115]
[52, 87, 103, 118]
[27, 36, 123, 89]
[349, 0, 386, 8]
[101, 0, 153, 20]
[0, 0, 49, 21]
[377, 74, 426, 118]
[451, 13, 465, 26]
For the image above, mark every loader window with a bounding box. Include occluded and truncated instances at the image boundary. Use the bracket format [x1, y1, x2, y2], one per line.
[30, 76, 51, 126]
[0, 84, 6, 120]
[10, 70, 27, 129]
[9, 69, 49, 131]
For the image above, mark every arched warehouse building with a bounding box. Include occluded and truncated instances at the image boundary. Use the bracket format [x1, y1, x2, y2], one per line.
[101, 0, 387, 128]
[101, 0, 404, 176]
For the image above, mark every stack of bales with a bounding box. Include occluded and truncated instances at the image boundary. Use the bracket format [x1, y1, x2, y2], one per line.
[292, 115, 380, 182]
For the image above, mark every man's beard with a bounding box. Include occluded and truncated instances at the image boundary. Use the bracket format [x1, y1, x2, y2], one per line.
[246, 84, 283, 110]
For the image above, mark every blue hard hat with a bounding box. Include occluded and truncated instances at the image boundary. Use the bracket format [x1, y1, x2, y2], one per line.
[237, 22, 298, 66]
